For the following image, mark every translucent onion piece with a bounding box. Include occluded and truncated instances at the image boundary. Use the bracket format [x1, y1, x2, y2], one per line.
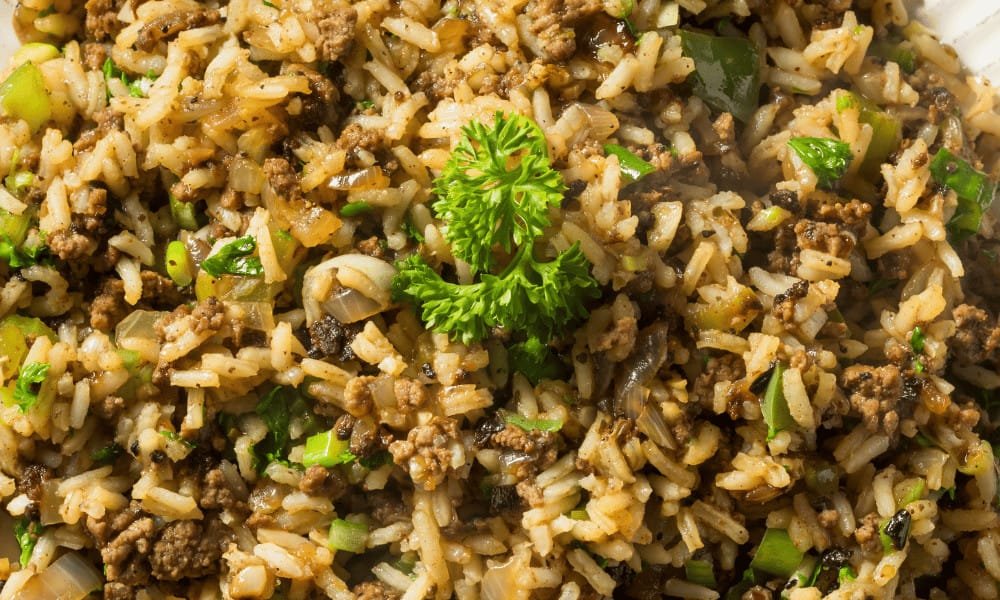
[327, 166, 389, 191]
[115, 310, 167, 341]
[18, 552, 102, 600]
[323, 287, 384, 324]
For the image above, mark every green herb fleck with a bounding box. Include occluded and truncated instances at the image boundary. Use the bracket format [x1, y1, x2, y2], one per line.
[507, 337, 567, 385]
[201, 235, 264, 277]
[13, 361, 49, 412]
[339, 201, 373, 217]
[504, 411, 563, 433]
[787, 137, 853, 189]
[604, 144, 655, 183]
[160, 430, 195, 448]
[13, 518, 42, 567]
[91, 443, 124, 465]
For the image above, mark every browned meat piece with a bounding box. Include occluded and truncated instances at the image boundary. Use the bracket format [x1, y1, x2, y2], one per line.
[316, 3, 358, 62]
[16, 464, 51, 518]
[153, 297, 225, 341]
[352, 581, 402, 600]
[103, 583, 133, 600]
[291, 66, 341, 129]
[840, 364, 903, 436]
[74, 108, 125, 153]
[854, 512, 883, 555]
[200, 467, 247, 512]
[951, 304, 1000, 364]
[412, 66, 461, 103]
[87, 504, 156, 587]
[593, 315, 638, 362]
[48, 229, 96, 261]
[794, 219, 855, 259]
[92, 394, 125, 420]
[692, 353, 745, 397]
[134, 10, 221, 52]
[815, 199, 872, 237]
[307, 315, 362, 361]
[772, 280, 809, 325]
[389, 416, 462, 491]
[767, 221, 799, 274]
[356, 236, 384, 258]
[525, 0, 603, 61]
[335, 123, 386, 157]
[343, 376, 375, 417]
[149, 519, 231, 580]
[90, 271, 187, 330]
[876, 251, 913, 280]
[298, 465, 346, 498]
[491, 424, 559, 479]
[367, 490, 408, 525]
[85, 0, 123, 42]
[394, 377, 427, 412]
[74, 187, 109, 233]
[262, 157, 302, 203]
[81, 42, 108, 71]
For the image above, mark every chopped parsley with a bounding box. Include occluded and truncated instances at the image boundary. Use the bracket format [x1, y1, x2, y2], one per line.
[253, 385, 321, 472]
[13, 361, 49, 412]
[787, 137, 853, 189]
[392, 113, 599, 345]
[507, 337, 567, 385]
[200, 235, 264, 277]
[14, 518, 42, 567]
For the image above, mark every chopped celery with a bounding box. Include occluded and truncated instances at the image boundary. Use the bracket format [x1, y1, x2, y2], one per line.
[930, 148, 996, 241]
[0, 320, 28, 379]
[504, 412, 563, 433]
[4, 170, 33, 195]
[604, 144, 655, 183]
[12, 43, 59, 67]
[4, 314, 56, 341]
[302, 430, 355, 468]
[896, 478, 925, 508]
[836, 92, 901, 179]
[568, 509, 589, 520]
[869, 40, 917, 73]
[685, 559, 717, 587]
[169, 194, 202, 231]
[687, 284, 761, 333]
[165, 241, 193, 287]
[750, 529, 803, 577]
[116, 348, 141, 371]
[679, 30, 761, 122]
[327, 518, 368, 553]
[0, 62, 51, 132]
[761, 362, 792, 441]
[0, 208, 31, 247]
[781, 555, 818, 598]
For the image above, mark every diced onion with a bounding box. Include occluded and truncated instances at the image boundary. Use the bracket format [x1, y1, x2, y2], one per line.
[115, 310, 167, 341]
[323, 287, 384, 324]
[327, 167, 389, 191]
[18, 552, 102, 600]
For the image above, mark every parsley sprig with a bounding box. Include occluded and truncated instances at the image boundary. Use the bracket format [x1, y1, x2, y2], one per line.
[393, 113, 599, 345]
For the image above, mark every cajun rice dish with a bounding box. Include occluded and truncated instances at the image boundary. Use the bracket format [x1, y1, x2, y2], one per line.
[0, 0, 998, 598]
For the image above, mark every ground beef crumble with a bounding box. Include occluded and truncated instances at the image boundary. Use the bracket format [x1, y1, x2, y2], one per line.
[262, 157, 302, 203]
[840, 364, 903, 436]
[352, 581, 402, 600]
[524, 0, 602, 62]
[316, 2, 358, 62]
[149, 519, 232, 580]
[388, 416, 462, 491]
[951, 303, 1000, 365]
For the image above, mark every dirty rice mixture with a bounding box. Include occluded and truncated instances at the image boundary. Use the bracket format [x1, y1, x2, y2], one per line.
[0, 0, 999, 598]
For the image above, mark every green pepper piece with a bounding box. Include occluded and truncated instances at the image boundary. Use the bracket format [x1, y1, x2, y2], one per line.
[679, 30, 761, 122]
[0, 62, 51, 132]
[0, 208, 31, 247]
[750, 529, 803, 577]
[165, 241, 193, 287]
[838, 92, 901, 179]
[869, 40, 917, 74]
[339, 201, 373, 217]
[931, 148, 997, 241]
[169, 194, 202, 231]
[685, 559, 717, 587]
[11, 43, 60, 67]
[761, 362, 793, 440]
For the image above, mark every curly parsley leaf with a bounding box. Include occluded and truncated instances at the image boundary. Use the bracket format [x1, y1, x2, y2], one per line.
[432, 113, 565, 275]
[508, 336, 568, 385]
[787, 137, 853, 189]
[14, 361, 49, 412]
[14, 517, 42, 567]
[394, 114, 599, 345]
[930, 148, 997, 241]
[201, 235, 263, 277]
